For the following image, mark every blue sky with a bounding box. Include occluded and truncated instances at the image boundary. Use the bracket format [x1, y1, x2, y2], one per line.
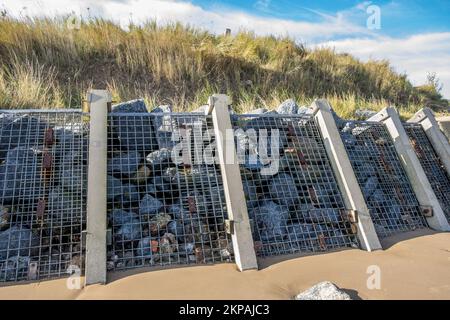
[196, 0, 450, 37]
[2, 0, 450, 98]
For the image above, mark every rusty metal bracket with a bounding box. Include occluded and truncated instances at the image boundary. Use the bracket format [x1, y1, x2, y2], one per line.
[308, 186, 318, 204]
[297, 151, 307, 166]
[287, 123, 295, 137]
[187, 196, 197, 214]
[339, 209, 358, 234]
[42, 152, 53, 170]
[248, 218, 255, 234]
[225, 219, 235, 235]
[349, 223, 358, 235]
[346, 209, 359, 223]
[318, 234, 327, 250]
[106, 229, 112, 246]
[420, 206, 434, 218]
[28, 262, 38, 280]
[44, 127, 55, 147]
[36, 199, 46, 219]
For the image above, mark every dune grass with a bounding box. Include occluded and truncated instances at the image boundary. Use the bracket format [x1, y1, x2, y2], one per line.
[0, 16, 447, 118]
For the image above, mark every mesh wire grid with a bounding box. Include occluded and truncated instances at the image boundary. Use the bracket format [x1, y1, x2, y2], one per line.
[106, 112, 232, 271]
[338, 119, 428, 238]
[404, 123, 450, 222]
[232, 113, 359, 257]
[0, 110, 88, 282]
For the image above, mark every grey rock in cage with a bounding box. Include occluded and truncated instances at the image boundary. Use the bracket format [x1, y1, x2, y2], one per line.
[233, 111, 359, 257]
[337, 117, 428, 238]
[106, 100, 232, 271]
[0, 111, 87, 282]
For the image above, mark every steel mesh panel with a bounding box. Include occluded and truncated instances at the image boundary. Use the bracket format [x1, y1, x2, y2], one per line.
[0, 110, 87, 282]
[106, 112, 232, 271]
[338, 119, 428, 238]
[232, 114, 359, 257]
[404, 123, 450, 222]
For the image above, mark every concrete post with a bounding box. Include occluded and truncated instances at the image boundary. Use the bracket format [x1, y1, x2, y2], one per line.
[436, 116, 450, 142]
[85, 90, 111, 285]
[312, 99, 382, 251]
[408, 108, 450, 176]
[208, 94, 258, 271]
[369, 107, 450, 231]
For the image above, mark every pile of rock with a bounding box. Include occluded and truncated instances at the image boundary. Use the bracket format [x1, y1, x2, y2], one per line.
[236, 100, 357, 255]
[276, 99, 313, 116]
[294, 281, 352, 300]
[0, 113, 87, 281]
[338, 119, 425, 236]
[106, 100, 232, 269]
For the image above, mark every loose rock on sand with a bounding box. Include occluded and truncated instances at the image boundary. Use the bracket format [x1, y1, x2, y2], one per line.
[294, 281, 352, 300]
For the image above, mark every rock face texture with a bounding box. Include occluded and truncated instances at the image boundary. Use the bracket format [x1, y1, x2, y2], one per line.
[108, 151, 141, 176]
[250, 200, 289, 242]
[0, 115, 47, 161]
[139, 194, 164, 215]
[0, 146, 45, 202]
[268, 173, 298, 207]
[337, 118, 427, 237]
[151, 105, 178, 149]
[0, 111, 88, 281]
[277, 99, 299, 115]
[294, 281, 352, 300]
[235, 109, 358, 256]
[106, 100, 231, 270]
[0, 226, 40, 260]
[110, 99, 157, 153]
[146, 148, 172, 170]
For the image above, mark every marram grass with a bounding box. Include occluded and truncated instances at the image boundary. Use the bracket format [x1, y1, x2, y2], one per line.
[0, 16, 447, 119]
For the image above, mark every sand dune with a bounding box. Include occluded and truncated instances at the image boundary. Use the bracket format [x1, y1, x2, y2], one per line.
[1, 229, 449, 300]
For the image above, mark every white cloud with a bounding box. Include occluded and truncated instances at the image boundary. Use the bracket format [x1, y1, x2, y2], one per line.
[1, 0, 449, 98]
[0, 0, 373, 41]
[317, 33, 450, 98]
[254, 0, 271, 11]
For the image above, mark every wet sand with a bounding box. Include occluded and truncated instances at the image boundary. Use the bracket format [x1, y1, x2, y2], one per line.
[1, 229, 449, 300]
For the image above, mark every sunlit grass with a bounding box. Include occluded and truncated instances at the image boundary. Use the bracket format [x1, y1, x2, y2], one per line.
[0, 16, 446, 118]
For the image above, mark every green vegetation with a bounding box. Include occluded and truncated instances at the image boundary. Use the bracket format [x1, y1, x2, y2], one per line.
[0, 16, 447, 118]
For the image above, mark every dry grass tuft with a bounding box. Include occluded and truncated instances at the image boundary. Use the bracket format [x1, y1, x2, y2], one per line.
[0, 16, 447, 118]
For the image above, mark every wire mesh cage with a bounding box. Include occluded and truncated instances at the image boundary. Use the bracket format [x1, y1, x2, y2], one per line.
[232, 113, 359, 257]
[404, 123, 450, 223]
[0, 110, 88, 282]
[106, 108, 232, 271]
[337, 119, 428, 238]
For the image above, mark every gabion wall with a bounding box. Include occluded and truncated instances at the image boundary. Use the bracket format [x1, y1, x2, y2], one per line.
[404, 123, 450, 223]
[2, 103, 446, 283]
[232, 113, 359, 257]
[106, 102, 232, 271]
[338, 119, 428, 238]
[0, 110, 87, 282]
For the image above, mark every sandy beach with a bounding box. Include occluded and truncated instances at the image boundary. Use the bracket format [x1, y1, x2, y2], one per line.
[1, 229, 449, 300]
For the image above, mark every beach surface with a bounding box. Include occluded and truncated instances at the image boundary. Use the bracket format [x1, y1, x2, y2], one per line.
[1, 229, 449, 300]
